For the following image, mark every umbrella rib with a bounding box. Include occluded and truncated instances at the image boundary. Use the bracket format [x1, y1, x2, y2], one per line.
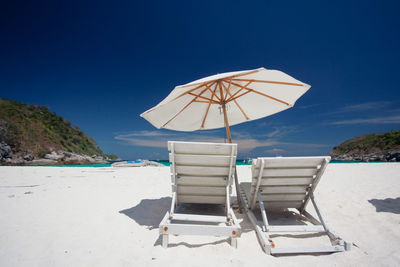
[223, 82, 250, 121]
[231, 78, 305, 87]
[178, 68, 262, 88]
[144, 81, 216, 116]
[207, 86, 221, 101]
[200, 83, 218, 128]
[223, 79, 252, 102]
[188, 92, 219, 104]
[161, 86, 211, 128]
[173, 80, 216, 101]
[227, 90, 252, 102]
[195, 100, 217, 104]
[229, 81, 291, 106]
[223, 77, 232, 101]
[227, 68, 262, 79]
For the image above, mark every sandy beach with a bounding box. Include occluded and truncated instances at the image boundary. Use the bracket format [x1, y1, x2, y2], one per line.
[0, 163, 399, 266]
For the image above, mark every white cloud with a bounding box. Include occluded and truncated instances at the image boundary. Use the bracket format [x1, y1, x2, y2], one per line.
[264, 126, 298, 138]
[113, 128, 331, 157]
[114, 130, 224, 148]
[236, 139, 279, 152]
[116, 130, 177, 137]
[297, 103, 322, 109]
[330, 115, 400, 125]
[263, 148, 286, 154]
[329, 101, 392, 114]
[114, 130, 280, 152]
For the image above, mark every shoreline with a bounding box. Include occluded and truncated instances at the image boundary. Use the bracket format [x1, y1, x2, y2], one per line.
[1, 160, 400, 167]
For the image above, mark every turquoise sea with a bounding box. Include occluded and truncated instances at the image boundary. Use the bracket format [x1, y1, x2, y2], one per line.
[44, 159, 396, 167]
[49, 160, 252, 167]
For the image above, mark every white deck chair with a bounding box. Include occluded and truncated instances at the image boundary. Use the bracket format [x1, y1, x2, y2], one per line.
[159, 141, 241, 248]
[240, 156, 351, 255]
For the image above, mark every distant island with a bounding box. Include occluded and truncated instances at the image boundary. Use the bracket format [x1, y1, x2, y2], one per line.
[0, 98, 118, 165]
[330, 130, 400, 162]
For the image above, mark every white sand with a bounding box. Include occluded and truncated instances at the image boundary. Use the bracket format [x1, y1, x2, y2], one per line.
[0, 163, 399, 266]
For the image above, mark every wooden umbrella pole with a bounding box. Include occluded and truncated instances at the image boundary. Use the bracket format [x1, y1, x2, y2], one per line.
[222, 102, 244, 213]
[221, 102, 232, 143]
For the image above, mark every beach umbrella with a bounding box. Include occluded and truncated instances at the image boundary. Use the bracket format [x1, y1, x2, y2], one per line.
[140, 67, 311, 210]
[140, 67, 311, 143]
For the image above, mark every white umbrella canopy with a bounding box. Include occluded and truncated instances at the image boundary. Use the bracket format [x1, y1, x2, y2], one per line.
[140, 67, 311, 142]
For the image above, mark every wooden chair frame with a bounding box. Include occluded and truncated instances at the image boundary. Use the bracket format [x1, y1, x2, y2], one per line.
[159, 141, 241, 248]
[240, 156, 351, 255]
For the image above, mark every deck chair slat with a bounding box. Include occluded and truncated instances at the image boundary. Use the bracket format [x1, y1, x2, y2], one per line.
[252, 157, 324, 168]
[178, 195, 226, 204]
[177, 176, 226, 186]
[170, 153, 236, 167]
[260, 185, 308, 194]
[253, 177, 313, 186]
[253, 168, 318, 178]
[262, 201, 304, 209]
[178, 186, 226, 196]
[267, 225, 325, 232]
[171, 213, 228, 223]
[169, 141, 237, 155]
[260, 193, 306, 201]
[174, 165, 230, 176]
[271, 246, 345, 254]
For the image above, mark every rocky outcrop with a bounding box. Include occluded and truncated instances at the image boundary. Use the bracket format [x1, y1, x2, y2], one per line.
[43, 151, 107, 165]
[330, 130, 400, 162]
[385, 150, 400, 162]
[23, 154, 34, 161]
[2, 150, 109, 165]
[111, 160, 164, 167]
[0, 98, 119, 165]
[0, 142, 13, 161]
[332, 151, 399, 162]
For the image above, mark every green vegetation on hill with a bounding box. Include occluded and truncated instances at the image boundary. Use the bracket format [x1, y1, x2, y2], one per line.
[330, 130, 400, 161]
[0, 98, 117, 159]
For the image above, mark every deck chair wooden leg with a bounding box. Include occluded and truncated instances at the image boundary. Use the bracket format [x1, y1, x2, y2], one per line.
[170, 191, 177, 215]
[300, 210, 322, 225]
[233, 168, 244, 213]
[309, 193, 328, 231]
[159, 212, 170, 249]
[309, 193, 351, 251]
[239, 183, 272, 253]
[162, 234, 169, 248]
[309, 193, 339, 240]
[230, 236, 238, 248]
[246, 208, 271, 254]
[257, 192, 269, 231]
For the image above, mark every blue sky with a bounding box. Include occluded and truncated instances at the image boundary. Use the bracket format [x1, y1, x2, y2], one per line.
[1, 1, 399, 159]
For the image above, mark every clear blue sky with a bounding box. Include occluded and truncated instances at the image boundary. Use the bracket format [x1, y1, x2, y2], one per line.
[1, 1, 399, 159]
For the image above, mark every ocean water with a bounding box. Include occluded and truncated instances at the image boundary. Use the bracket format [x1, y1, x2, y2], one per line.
[46, 160, 252, 167]
[43, 160, 395, 167]
[155, 160, 252, 167]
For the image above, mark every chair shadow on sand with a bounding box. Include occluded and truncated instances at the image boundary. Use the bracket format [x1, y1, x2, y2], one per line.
[119, 196, 254, 248]
[368, 197, 400, 214]
[119, 197, 328, 249]
[119, 197, 172, 230]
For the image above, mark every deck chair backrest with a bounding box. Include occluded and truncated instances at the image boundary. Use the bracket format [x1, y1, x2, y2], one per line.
[168, 141, 237, 205]
[250, 156, 330, 210]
